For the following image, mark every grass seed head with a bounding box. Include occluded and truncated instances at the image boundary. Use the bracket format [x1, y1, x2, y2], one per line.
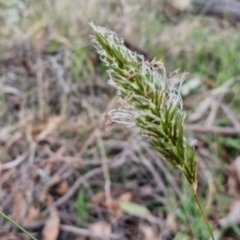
[90, 22, 197, 189]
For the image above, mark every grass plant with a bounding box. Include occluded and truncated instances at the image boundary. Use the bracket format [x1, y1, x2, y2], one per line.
[90, 22, 215, 240]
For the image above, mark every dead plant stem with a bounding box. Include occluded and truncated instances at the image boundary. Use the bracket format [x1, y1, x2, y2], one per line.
[95, 128, 112, 209]
[36, 53, 45, 120]
[83, 100, 112, 209]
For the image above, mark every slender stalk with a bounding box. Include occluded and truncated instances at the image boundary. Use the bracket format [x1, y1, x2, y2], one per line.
[189, 186, 215, 240]
[0, 211, 37, 240]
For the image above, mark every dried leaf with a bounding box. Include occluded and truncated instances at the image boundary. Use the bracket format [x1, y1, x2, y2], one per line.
[170, 0, 191, 11]
[36, 116, 62, 142]
[182, 237, 192, 240]
[42, 204, 60, 240]
[117, 191, 133, 202]
[119, 201, 150, 217]
[25, 206, 40, 222]
[140, 225, 156, 240]
[12, 192, 27, 222]
[89, 222, 111, 238]
[90, 191, 105, 205]
[166, 213, 178, 233]
[227, 174, 238, 197]
[54, 180, 69, 196]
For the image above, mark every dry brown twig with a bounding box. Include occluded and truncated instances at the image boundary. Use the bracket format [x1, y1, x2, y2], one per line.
[0, 153, 28, 171]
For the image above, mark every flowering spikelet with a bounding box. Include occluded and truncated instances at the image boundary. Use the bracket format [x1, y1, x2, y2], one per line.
[90, 22, 197, 190]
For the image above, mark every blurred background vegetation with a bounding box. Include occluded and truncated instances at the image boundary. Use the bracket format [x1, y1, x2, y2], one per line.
[1, 0, 240, 239]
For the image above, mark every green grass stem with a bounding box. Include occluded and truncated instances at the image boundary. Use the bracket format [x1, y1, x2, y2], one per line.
[0, 211, 37, 240]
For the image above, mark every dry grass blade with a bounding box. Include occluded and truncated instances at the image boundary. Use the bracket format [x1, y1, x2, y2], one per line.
[60, 224, 120, 240]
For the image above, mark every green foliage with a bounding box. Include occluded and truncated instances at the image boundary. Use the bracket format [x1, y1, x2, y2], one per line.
[168, 28, 240, 87]
[119, 201, 151, 217]
[176, 194, 209, 239]
[231, 224, 240, 237]
[75, 189, 89, 226]
[219, 137, 240, 151]
[72, 48, 87, 79]
[173, 232, 187, 240]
